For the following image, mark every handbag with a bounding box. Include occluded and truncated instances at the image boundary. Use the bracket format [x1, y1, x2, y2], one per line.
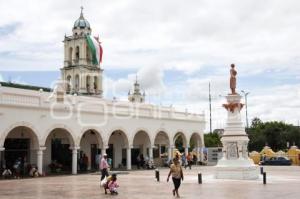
[100, 176, 107, 187]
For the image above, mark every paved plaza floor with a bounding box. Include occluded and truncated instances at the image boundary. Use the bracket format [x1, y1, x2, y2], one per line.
[0, 166, 300, 199]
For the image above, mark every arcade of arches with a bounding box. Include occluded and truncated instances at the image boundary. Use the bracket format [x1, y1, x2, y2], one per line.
[0, 126, 203, 175]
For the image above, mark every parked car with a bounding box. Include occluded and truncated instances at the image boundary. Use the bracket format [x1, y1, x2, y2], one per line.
[260, 157, 292, 166]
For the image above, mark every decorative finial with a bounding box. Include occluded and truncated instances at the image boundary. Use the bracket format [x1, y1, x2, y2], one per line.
[135, 74, 138, 84]
[80, 6, 84, 17]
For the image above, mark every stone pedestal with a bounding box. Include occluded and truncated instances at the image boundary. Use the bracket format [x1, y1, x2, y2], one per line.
[215, 94, 259, 180]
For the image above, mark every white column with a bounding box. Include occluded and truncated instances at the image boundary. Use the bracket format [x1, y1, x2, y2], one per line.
[198, 147, 202, 162]
[126, 147, 132, 170]
[149, 146, 153, 160]
[158, 144, 161, 157]
[101, 148, 107, 157]
[37, 147, 46, 175]
[168, 145, 173, 161]
[185, 145, 189, 156]
[72, 147, 79, 175]
[0, 147, 5, 167]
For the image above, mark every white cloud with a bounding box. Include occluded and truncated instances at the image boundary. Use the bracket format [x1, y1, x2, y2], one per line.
[103, 65, 165, 99]
[0, 73, 3, 81]
[0, 0, 300, 131]
[0, 0, 300, 74]
[161, 72, 300, 132]
[247, 84, 300, 124]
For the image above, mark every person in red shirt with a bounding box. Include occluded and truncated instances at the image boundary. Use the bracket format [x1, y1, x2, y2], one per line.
[186, 153, 192, 170]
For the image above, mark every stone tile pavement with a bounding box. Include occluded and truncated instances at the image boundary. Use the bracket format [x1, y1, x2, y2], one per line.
[0, 166, 300, 199]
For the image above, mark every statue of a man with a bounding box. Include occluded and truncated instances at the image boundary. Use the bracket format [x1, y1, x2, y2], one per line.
[230, 64, 237, 94]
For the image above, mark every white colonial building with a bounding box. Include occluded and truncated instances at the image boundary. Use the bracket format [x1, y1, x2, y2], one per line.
[0, 9, 205, 176]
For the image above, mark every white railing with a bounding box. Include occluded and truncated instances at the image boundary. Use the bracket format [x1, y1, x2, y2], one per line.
[0, 86, 205, 122]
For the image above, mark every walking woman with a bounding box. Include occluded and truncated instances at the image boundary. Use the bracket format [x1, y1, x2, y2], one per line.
[167, 157, 184, 198]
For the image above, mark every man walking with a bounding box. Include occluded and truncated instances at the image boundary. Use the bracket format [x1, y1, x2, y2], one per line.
[100, 154, 109, 181]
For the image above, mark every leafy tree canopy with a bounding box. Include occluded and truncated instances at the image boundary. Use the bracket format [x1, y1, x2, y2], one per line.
[248, 117, 300, 151]
[204, 132, 222, 147]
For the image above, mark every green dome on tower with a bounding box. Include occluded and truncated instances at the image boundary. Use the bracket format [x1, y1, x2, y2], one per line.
[73, 7, 90, 29]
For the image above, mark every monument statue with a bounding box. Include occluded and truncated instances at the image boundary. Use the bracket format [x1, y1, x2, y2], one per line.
[215, 63, 259, 180]
[230, 64, 237, 94]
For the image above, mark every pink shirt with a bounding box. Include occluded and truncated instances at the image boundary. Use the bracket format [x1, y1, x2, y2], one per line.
[100, 158, 109, 170]
[108, 180, 119, 191]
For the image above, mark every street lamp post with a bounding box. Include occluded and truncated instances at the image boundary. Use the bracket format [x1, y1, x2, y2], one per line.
[209, 82, 212, 134]
[241, 90, 250, 129]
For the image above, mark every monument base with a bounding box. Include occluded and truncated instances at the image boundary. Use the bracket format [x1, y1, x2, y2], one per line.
[215, 159, 259, 180]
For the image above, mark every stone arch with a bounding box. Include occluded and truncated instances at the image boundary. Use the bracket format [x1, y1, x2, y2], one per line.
[173, 131, 188, 152]
[107, 128, 129, 148]
[189, 132, 202, 149]
[42, 125, 75, 147]
[1, 124, 41, 171]
[153, 130, 171, 161]
[78, 128, 104, 147]
[107, 128, 129, 169]
[78, 128, 104, 171]
[1, 122, 40, 148]
[43, 125, 76, 173]
[152, 128, 171, 146]
[131, 128, 151, 146]
[132, 129, 152, 166]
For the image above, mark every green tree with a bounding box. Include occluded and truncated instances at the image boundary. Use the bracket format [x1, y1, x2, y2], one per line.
[204, 132, 222, 147]
[247, 118, 300, 151]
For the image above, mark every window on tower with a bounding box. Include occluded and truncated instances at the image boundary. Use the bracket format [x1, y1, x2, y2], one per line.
[75, 74, 80, 92]
[67, 75, 72, 92]
[75, 46, 80, 62]
[94, 76, 98, 91]
[86, 75, 90, 93]
[69, 47, 73, 66]
[86, 46, 90, 63]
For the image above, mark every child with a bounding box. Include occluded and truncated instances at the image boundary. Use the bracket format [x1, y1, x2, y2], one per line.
[103, 175, 112, 194]
[108, 173, 119, 195]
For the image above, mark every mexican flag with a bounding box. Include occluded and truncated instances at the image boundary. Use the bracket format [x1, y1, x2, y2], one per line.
[86, 35, 103, 65]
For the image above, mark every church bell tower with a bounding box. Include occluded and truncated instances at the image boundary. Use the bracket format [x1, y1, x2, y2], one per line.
[128, 76, 146, 103]
[61, 7, 103, 96]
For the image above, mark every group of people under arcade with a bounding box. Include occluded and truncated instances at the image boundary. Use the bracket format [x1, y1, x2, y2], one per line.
[1, 157, 41, 179]
[181, 152, 196, 169]
[136, 154, 155, 169]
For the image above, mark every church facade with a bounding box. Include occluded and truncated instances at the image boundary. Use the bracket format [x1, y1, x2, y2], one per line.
[0, 9, 205, 175]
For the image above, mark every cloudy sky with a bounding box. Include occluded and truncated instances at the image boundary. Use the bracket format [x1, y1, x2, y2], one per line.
[0, 0, 300, 131]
